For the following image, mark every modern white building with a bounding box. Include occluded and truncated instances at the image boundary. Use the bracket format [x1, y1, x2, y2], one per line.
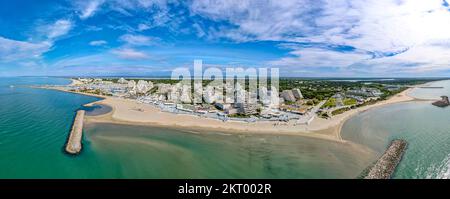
[215, 102, 231, 111]
[292, 88, 303, 99]
[157, 83, 172, 94]
[180, 84, 192, 103]
[235, 83, 246, 103]
[203, 86, 216, 104]
[281, 90, 296, 102]
[127, 80, 137, 95]
[118, 78, 128, 84]
[127, 80, 136, 89]
[136, 80, 151, 94]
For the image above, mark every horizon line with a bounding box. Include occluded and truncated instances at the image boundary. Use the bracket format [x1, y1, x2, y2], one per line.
[4, 75, 450, 80]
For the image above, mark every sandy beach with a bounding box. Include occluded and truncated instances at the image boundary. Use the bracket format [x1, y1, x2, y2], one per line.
[41, 77, 426, 143]
[86, 97, 341, 141]
[308, 88, 416, 140]
[71, 87, 416, 143]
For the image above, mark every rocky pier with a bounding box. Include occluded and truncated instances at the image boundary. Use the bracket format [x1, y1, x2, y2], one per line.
[432, 96, 449, 107]
[365, 139, 407, 179]
[65, 110, 85, 155]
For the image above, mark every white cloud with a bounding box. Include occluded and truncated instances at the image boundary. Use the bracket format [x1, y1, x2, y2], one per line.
[192, 23, 206, 38]
[190, 0, 450, 74]
[52, 54, 110, 68]
[269, 48, 370, 68]
[111, 48, 149, 59]
[356, 44, 450, 74]
[137, 23, 150, 31]
[0, 37, 51, 62]
[0, 18, 73, 65]
[119, 34, 159, 46]
[79, 0, 105, 19]
[189, 0, 314, 42]
[47, 20, 73, 39]
[89, 40, 107, 46]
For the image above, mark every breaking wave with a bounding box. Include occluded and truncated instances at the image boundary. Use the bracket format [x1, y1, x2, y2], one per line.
[425, 154, 450, 179]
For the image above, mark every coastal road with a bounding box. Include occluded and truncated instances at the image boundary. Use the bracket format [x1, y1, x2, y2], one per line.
[297, 100, 326, 125]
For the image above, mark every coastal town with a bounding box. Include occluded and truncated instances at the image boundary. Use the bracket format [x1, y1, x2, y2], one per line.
[60, 77, 413, 126]
[6, 0, 450, 184]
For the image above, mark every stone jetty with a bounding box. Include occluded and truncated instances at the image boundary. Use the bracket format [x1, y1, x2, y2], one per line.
[432, 96, 449, 107]
[65, 110, 85, 154]
[365, 139, 407, 179]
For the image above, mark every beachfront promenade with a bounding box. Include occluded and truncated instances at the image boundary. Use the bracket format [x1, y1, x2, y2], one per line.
[65, 110, 85, 154]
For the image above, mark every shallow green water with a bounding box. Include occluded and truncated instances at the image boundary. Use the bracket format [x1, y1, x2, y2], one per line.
[0, 77, 103, 178]
[341, 80, 450, 179]
[409, 80, 450, 100]
[83, 123, 374, 178]
[4, 77, 448, 178]
[0, 77, 373, 178]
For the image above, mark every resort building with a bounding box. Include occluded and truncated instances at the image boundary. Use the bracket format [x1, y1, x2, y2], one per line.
[127, 80, 136, 89]
[346, 88, 382, 97]
[180, 84, 192, 104]
[118, 77, 128, 84]
[384, 85, 402, 91]
[136, 80, 152, 94]
[167, 88, 179, 102]
[281, 90, 296, 102]
[157, 83, 172, 94]
[292, 88, 303, 99]
[226, 108, 239, 115]
[235, 103, 258, 115]
[235, 83, 247, 103]
[259, 86, 271, 105]
[215, 102, 231, 111]
[203, 86, 218, 104]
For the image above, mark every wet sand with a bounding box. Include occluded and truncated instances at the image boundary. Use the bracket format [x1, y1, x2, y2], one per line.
[82, 87, 414, 143]
[40, 82, 416, 143]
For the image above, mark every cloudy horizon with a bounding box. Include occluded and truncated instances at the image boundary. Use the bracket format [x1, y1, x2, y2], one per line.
[2, 0, 450, 77]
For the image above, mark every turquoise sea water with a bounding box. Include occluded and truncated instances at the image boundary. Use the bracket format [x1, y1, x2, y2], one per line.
[341, 80, 450, 179]
[409, 80, 450, 100]
[2, 77, 449, 178]
[83, 123, 375, 178]
[0, 77, 373, 178]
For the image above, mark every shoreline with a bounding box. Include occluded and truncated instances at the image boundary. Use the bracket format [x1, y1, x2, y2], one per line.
[310, 79, 445, 141]
[312, 87, 417, 141]
[40, 79, 427, 143]
[86, 97, 343, 141]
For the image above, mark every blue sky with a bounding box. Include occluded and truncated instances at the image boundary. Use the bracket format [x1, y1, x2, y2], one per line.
[1, 0, 450, 77]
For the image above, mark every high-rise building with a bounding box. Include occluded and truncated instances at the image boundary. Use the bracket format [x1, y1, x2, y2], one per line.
[292, 88, 303, 99]
[281, 90, 296, 102]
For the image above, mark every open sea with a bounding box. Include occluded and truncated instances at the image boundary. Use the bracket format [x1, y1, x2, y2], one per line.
[1, 77, 449, 178]
[0, 77, 374, 178]
[341, 80, 450, 179]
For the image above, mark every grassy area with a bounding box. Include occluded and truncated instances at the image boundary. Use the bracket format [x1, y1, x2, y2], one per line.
[318, 111, 330, 119]
[343, 98, 357, 106]
[355, 99, 379, 107]
[331, 107, 351, 116]
[322, 98, 336, 108]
